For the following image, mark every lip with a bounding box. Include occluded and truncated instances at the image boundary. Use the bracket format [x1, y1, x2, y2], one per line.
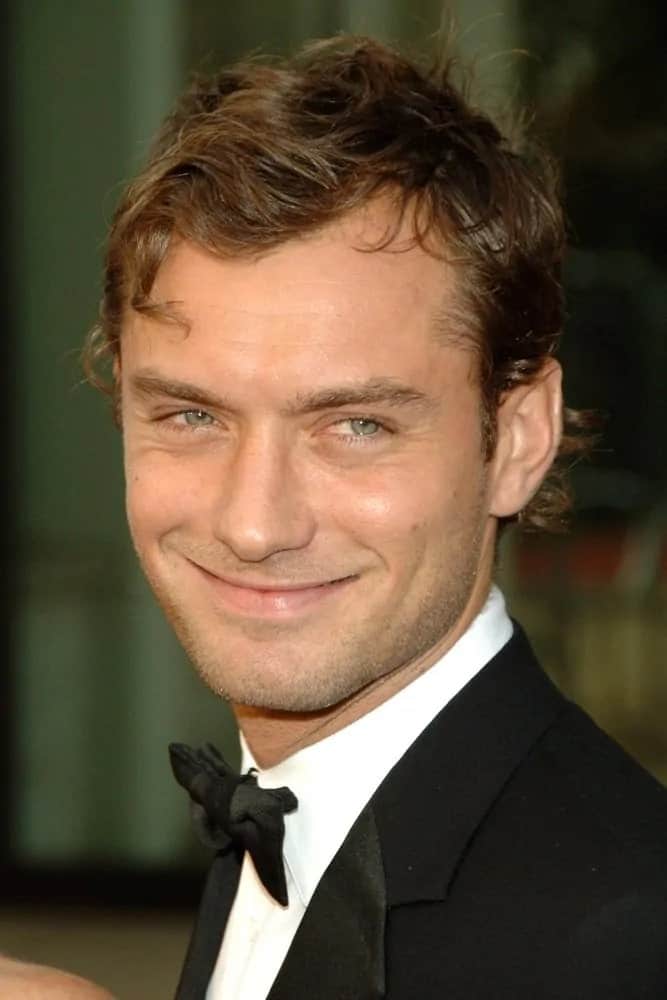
[190, 563, 357, 617]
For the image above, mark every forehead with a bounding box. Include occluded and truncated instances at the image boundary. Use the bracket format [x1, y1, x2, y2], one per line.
[123, 206, 473, 395]
[150, 205, 458, 333]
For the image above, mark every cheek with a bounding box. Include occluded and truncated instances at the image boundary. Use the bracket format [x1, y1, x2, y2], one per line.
[343, 454, 487, 564]
[124, 451, 206, 542]
[321, 462, 449, 556]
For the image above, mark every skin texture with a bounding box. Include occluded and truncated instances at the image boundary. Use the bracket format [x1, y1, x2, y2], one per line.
[0, 956, 113, 999]
[120, 206, 562, 765]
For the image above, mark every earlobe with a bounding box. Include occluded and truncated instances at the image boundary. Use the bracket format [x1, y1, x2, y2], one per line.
[489, 360, 563, 519]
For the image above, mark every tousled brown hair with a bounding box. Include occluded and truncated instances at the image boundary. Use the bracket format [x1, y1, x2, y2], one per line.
[85, 35, 594, 531]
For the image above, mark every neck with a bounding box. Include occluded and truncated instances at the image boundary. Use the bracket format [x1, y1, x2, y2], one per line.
[234, 556, 495, 769]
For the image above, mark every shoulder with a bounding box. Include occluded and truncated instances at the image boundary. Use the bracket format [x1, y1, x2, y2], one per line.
[0, 956, 114, 999]
[523, 701, 667, 854]
[477, 699, 667, 911]
[455, 705, 667, 996]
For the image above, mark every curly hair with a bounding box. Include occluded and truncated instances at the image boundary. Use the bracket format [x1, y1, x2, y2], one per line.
[85, 35, 594, 531]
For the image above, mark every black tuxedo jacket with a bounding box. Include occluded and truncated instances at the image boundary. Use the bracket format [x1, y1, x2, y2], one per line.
[175, 627, 667, 999]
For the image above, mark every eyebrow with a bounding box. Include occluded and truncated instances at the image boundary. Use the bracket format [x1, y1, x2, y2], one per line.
[128, 370, 436, 417]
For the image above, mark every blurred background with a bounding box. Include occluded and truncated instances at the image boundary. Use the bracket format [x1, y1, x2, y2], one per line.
[2, 1, 665, 996]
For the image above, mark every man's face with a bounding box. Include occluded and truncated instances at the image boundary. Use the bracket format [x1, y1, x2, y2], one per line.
[121, 211, 500, 711]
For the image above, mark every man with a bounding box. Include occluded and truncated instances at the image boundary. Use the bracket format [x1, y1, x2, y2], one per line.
[86, 36, 667, 999]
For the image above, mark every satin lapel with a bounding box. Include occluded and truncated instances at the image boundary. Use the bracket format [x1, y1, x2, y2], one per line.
[268, 805, 386, 1000]
[174, 848, 242, 1000]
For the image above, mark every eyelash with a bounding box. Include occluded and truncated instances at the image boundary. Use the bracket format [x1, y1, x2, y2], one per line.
[160, 410, 392, 445]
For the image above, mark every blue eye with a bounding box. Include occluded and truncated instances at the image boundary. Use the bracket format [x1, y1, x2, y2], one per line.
[348, 418, 381, 436]
[182, 410, 214, 427]
[332, 417, 390, 447]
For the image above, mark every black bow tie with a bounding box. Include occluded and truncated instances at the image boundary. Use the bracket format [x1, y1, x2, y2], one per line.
[169, 742, 298, 906]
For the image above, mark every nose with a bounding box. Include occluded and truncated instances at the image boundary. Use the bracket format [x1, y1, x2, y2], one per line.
[212, 426, 317, 563]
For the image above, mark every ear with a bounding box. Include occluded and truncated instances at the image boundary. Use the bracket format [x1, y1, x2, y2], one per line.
[488, 359, 563, 519]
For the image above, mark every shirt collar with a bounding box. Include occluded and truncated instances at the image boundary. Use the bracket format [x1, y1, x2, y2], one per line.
[240, 584, 512, 907]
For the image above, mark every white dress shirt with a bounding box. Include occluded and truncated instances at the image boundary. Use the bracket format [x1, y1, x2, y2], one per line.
[206, 585, 513, 1000]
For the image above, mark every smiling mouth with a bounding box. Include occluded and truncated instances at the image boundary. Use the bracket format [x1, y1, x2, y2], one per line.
[190, 563, 357, 616]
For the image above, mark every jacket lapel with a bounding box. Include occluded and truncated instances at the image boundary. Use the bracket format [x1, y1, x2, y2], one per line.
[268, 804, 386, 1000]
[174, 848, 242, 1000]
[372, 625, 567, 908]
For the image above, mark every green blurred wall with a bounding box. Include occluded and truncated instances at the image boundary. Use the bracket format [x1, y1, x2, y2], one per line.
[12, 0, 219, 867]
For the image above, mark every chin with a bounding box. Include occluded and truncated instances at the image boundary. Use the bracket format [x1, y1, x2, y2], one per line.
[192, 651, 365, 713]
